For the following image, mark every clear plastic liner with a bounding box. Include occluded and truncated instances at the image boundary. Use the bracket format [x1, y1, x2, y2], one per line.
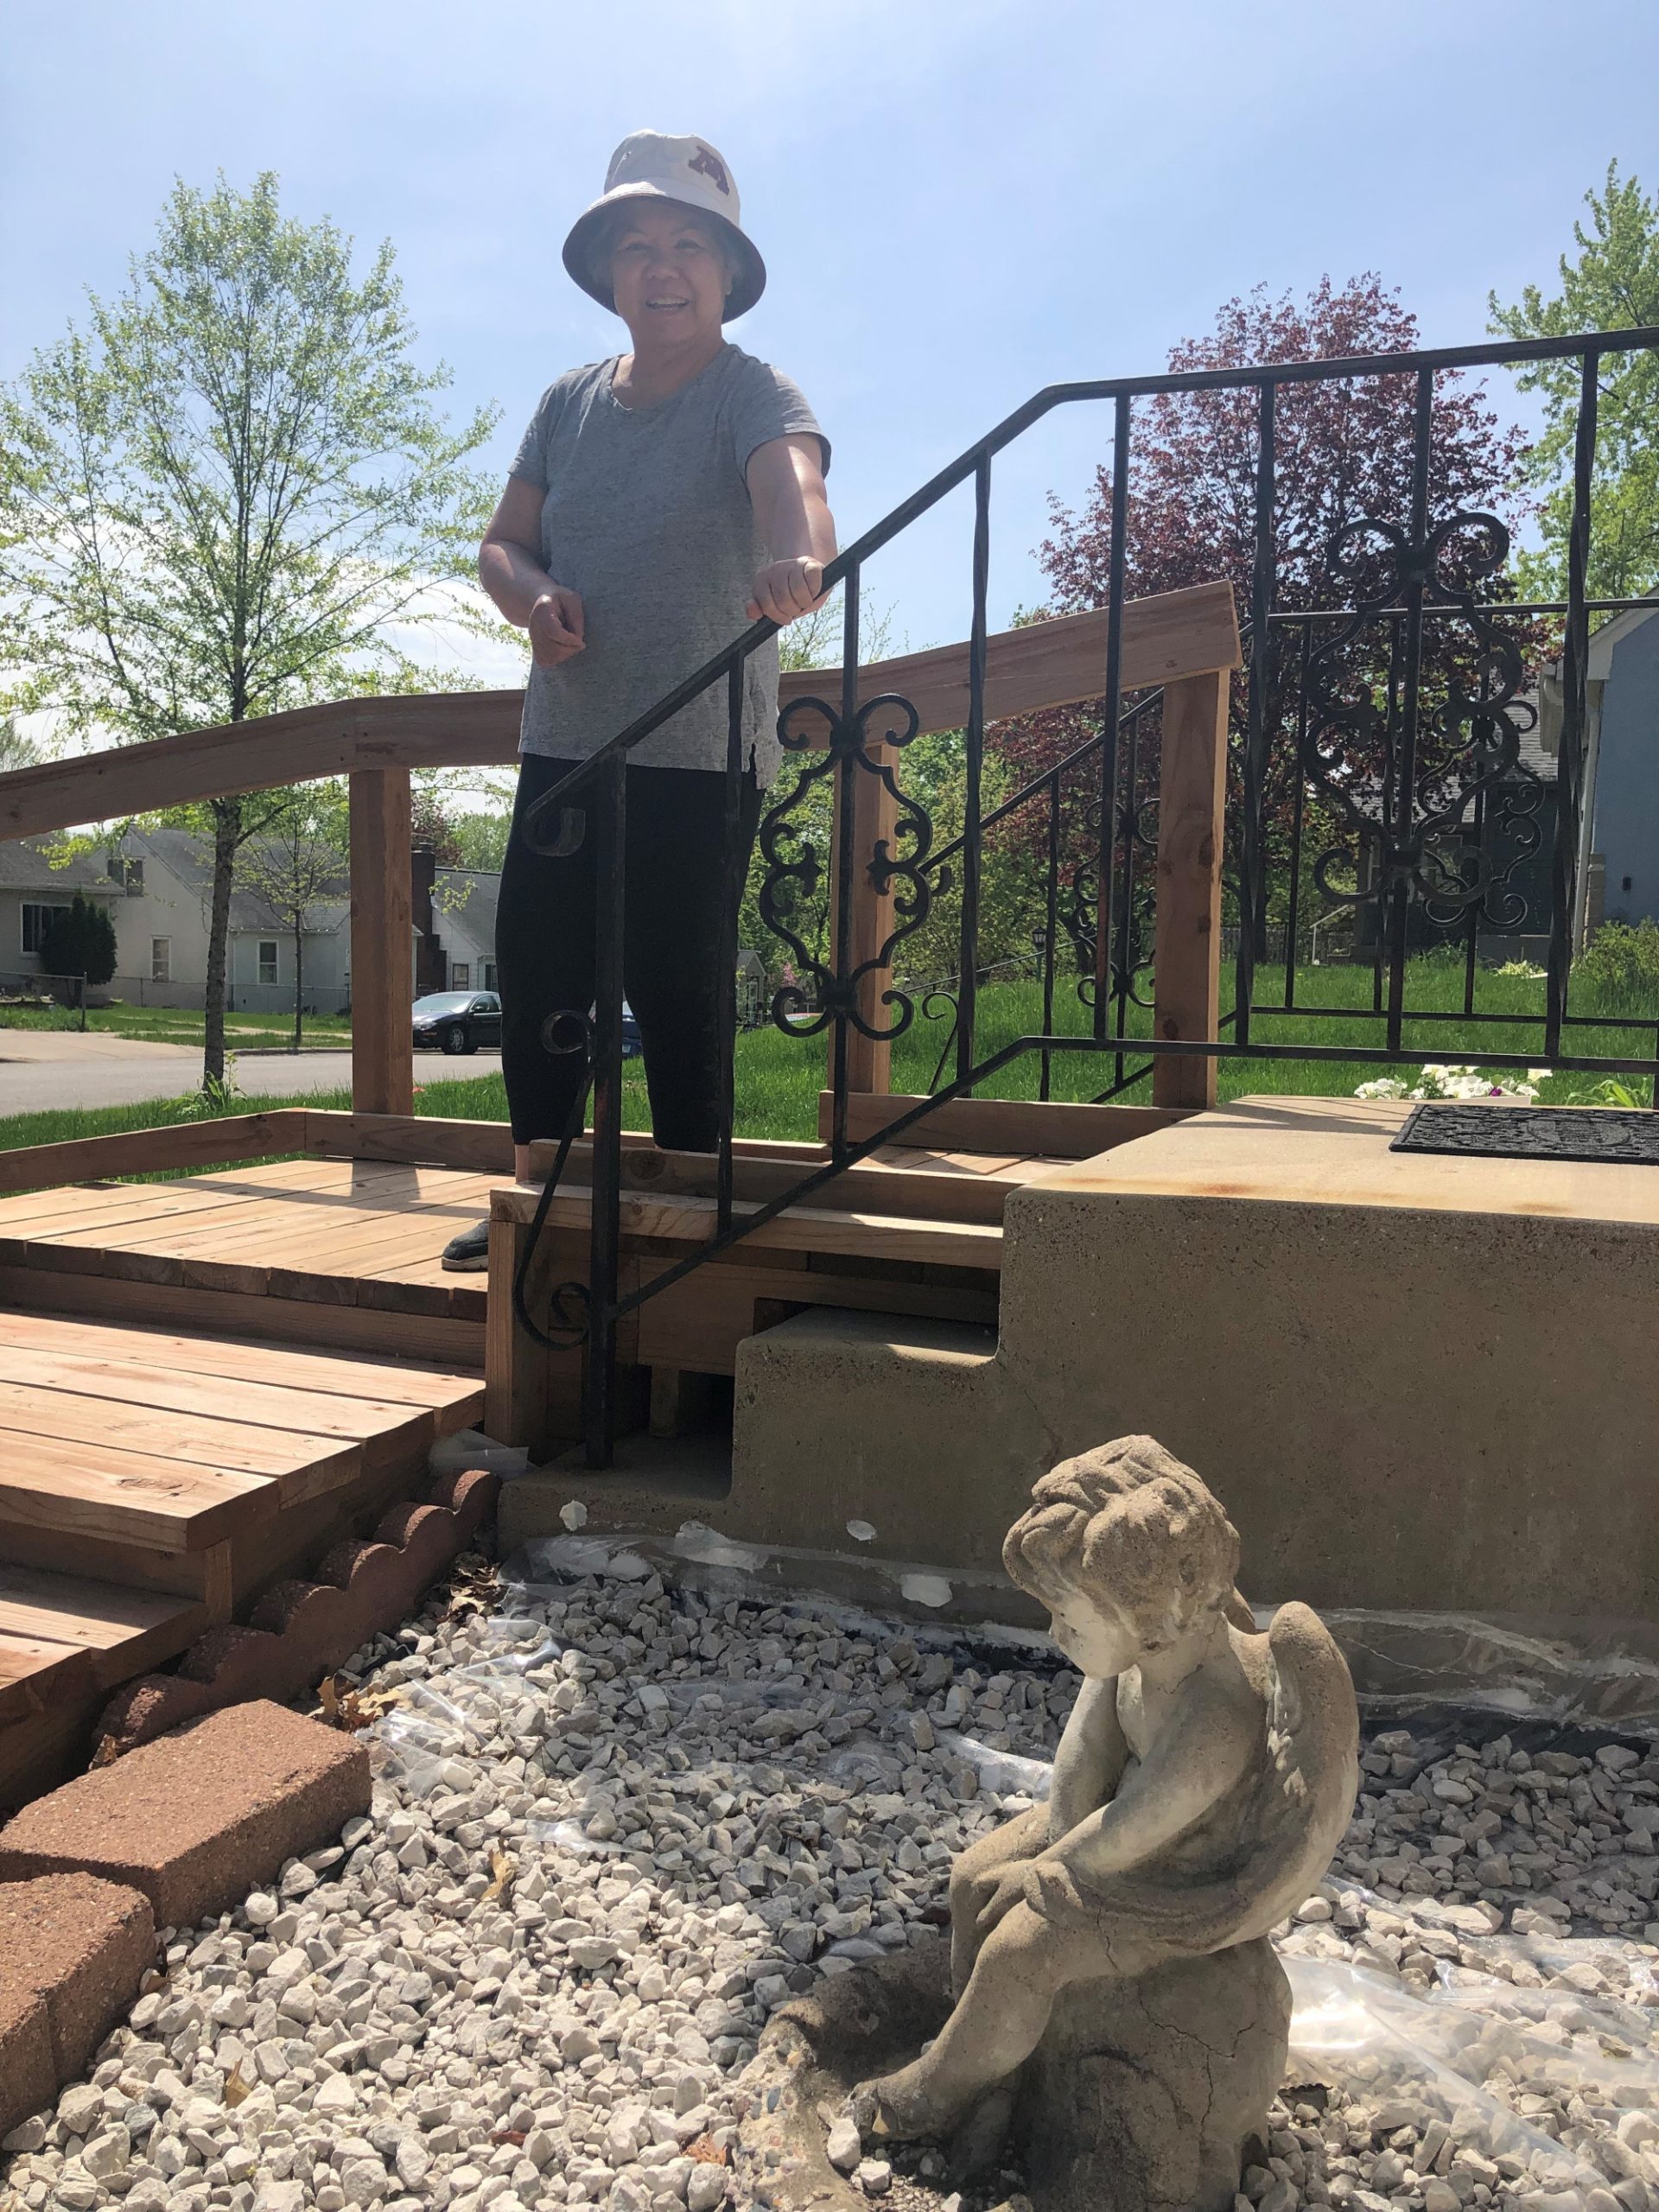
[937, 1731, 1052, 1802]
[500, 1533, 1659, 1739]
[431, 1427, 532, 1484]
[1286, 1958, 1613, 2197]
[524, 1815, 625, 1858]
[427, 1426, 531, 1483]
[1318, 1608, 1659, 1741]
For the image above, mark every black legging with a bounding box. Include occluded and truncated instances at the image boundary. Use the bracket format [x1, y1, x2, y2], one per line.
[497, 754, 762, 1151]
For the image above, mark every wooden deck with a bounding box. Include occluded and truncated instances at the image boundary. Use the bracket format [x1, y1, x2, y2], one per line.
[0, 1303, 483, 1807]
[0, 1157, 493, 1365]
[0, 1101, 1179, 1800]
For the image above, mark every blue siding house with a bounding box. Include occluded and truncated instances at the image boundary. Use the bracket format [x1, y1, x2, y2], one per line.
[1572, 593, 1659, 935]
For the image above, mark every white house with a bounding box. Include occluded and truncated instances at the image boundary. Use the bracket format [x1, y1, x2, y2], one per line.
[106, 825, 353, 1014]
[430, 870, 499, 994]
[1538, 588, 1659, 942]
[2, 823, 500, 1014]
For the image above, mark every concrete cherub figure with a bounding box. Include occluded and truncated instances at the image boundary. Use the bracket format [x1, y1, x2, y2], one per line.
[855, 1435, 1358, 2145]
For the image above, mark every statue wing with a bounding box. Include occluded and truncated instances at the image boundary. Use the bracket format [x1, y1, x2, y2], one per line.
[1260, 1601, 1361, 1858]
[1048, 1603, 1359, 1957]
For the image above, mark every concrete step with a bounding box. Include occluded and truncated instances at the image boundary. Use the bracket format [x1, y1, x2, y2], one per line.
[728, 1307, 1033, 1569]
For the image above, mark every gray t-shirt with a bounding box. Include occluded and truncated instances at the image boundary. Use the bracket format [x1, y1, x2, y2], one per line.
[509, 345, 828, 783]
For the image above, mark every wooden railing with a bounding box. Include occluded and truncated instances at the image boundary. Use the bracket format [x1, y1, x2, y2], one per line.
[0, 578, 1240, 1123]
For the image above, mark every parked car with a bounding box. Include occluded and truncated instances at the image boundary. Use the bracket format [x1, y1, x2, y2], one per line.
[412, 991, 645, 1059]
[412, 990, 502, 1055]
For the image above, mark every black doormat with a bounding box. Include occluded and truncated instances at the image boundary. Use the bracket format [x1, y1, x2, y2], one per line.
[1391, 1102, 1659, 1164]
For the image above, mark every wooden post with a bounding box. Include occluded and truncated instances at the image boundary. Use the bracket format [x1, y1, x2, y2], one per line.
[828, 741, 899, 1096]
[349, 767, 415, 1117]
[1152, 671, 1230, 1110]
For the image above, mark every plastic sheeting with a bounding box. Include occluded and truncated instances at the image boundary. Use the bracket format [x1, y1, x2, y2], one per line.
[1287, 1942, 1659, 2205]
[499, 1527, 1659, 1740]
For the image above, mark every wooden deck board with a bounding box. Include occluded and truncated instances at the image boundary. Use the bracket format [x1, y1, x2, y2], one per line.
[0, 1566, 203, 1687]
[0, 1310, 483, 1411]
[0, 1433, 275, 1551]
[0, 1633, 93, 1725]
[0, 1377, 361, 1490]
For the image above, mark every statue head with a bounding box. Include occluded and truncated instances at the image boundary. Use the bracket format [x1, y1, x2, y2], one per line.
[1003, 1436, 1242, 1671]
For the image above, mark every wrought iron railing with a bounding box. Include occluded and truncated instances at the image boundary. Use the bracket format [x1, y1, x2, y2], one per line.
[513, 326, 1659, 1464]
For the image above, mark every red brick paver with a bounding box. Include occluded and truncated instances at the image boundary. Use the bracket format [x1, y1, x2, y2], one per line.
[0, 1700, 369, 1929]
[0, 1874, 155, 2133]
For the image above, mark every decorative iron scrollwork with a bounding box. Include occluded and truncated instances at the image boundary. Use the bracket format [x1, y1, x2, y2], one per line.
[755, 690, 945, 1041]
[1301, 510, 1543, 935]
[1059, 786, 1157, 1011]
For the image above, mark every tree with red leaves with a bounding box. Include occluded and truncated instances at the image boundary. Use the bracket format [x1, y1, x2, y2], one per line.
[990, 276, 1536, 964]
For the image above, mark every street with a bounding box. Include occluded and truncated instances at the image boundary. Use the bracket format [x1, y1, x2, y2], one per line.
[0, 1030, 504, 1118]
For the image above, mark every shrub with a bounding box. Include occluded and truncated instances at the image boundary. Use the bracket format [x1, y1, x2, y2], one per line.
[1574, 918, 1659, 1001]
[39, 893, 118, 988]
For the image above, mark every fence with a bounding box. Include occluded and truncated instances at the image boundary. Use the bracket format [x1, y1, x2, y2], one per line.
[0, 969, 86, 1028]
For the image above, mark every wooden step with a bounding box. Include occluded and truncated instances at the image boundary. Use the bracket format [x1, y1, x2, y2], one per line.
[0, 1434, 273, 1553]
[0, 1566, 206, 1802]
[0, 1310, 484, 1570]
[490, 1182, 1006, 1272]
[0, 1566, 204, 1693]
[0, 1311, 484, 1417]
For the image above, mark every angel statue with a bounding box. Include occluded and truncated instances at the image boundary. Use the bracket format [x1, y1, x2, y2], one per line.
[855, 1435, 1359, 2150]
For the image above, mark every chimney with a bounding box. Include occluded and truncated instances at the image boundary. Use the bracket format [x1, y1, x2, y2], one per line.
[410, 846, 444, 995]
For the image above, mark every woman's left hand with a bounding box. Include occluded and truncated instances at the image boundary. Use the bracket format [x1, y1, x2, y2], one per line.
[747, 556, 825, 626]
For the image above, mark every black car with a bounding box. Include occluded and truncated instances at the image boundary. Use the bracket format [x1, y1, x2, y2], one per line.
[412, 990, 502, 1055]
[412, 990, 643, 1059]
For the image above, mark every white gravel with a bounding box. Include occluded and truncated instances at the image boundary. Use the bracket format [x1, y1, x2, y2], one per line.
[5, 1557, 1659, 2212]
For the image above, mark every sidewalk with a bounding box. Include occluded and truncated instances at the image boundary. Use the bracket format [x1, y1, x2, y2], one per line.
[0, 1039, 503, 1119]
[0, 1029, 196, 1064]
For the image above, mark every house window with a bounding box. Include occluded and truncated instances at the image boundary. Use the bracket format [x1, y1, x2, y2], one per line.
[451, 962, 470, 988]
[257, 940, 278, 985]
[21, 903, 70, 956]
[123, 859, 144, 895]
[481, 961, 498, 992]
[150, 938, 171, 983]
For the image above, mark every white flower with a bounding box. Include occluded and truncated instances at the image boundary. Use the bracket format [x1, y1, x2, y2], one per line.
[1354, 1077, 1410, 1101]
[1529, 1069, 1554, 1084]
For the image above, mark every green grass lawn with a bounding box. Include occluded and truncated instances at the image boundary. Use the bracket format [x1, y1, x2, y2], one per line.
[0, 1001, 353, 1051]
[1, 955, 1652, 1166]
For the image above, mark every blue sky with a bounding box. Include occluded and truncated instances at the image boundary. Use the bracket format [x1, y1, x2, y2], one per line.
[5, 0, 1657, 680]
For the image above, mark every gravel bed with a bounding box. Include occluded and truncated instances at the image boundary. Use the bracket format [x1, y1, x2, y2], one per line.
[4, 1557, 1659, 2212]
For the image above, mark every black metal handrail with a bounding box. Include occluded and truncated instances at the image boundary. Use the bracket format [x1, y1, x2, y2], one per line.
[511, 323, 1659, 1465]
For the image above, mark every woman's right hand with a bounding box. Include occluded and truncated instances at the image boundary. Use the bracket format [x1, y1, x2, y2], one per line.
[529, 588, 586, 668]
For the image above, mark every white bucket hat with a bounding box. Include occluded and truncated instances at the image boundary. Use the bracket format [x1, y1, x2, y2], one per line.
[563, 131, 766, 322]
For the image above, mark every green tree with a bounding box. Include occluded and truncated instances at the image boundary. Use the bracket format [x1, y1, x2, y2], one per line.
[39, 893, 118, 990]
[0, 172, 499, 1084]
[236, 786, 351, 1049]
[1491, 162, 1659, 600]
[0, 716, 47, 774]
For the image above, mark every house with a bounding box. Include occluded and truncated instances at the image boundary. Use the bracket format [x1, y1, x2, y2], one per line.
[97, 828, 491, 1014]
[1541, 588, 1659, 940]
[0, 840, 124, 992]
[415, 863, 499, 995]
[1348, 691, 1560, 965]
[105, 825, 353, 1014]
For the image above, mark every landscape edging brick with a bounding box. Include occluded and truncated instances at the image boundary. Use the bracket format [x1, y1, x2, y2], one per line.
[92, 1463, 497, 1757]
[0, 1700, 370, 1929]
[0, 1873, 156, 2139]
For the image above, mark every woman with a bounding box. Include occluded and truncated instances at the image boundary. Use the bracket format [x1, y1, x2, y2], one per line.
[442, 130, 836, 1269]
